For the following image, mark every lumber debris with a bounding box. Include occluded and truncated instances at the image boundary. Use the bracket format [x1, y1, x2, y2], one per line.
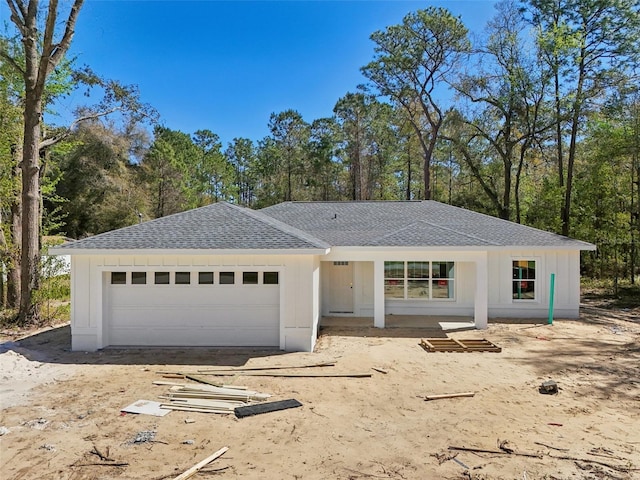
[448, 446, 542, 459]
[198, 371, 372, 378]
[172, 446, 229, 480]
[197, 361, 336, 372]
[420, 338, 502, 353]
[372, 367, 388, 374]
[424, 392, 475, 401]
[160, 383, 271, 414]
[235, 399, 303, 418]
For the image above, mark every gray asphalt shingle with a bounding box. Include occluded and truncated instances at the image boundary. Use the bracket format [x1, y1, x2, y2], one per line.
[55, 200, 594, 252]
[54, 202, 329, 251]
[260, 201, 594, 249]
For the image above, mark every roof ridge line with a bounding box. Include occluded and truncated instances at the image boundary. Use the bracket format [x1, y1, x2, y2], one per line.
[370, 219, 498, 246]
[421, 220, 501, 246]
[226, 203, 330, 249]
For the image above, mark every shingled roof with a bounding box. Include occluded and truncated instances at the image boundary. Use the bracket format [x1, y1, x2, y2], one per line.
[260, 201, 595, 249]
[53, 202, 330, 252]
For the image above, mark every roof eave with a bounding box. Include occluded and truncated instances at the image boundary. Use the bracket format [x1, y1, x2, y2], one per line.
[330, 244, 596, 252]
[49, 247, 331, 256]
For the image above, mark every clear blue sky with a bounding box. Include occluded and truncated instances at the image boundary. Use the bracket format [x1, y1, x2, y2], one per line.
[6, 0, 498, 147]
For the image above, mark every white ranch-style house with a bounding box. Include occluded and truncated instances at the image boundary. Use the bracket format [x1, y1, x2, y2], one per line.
[51, 201, 596, 352]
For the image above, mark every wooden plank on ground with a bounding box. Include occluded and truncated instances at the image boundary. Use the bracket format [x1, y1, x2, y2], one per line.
[424, 392, 475, 401]
[201, 371, 372, 378]
[420, 338, 501, 353]
[172, 446, 229, 480]
[197, 361, 336, 373]
[235, 399, 303, 418]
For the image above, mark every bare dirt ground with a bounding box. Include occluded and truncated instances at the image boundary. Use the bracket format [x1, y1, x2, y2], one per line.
[1, 305, 639, 480]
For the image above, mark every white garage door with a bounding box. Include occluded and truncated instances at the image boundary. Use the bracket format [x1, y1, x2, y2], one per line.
[106, 270, 280, 347]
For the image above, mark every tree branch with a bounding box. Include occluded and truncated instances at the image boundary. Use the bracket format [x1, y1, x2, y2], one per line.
[0, 50, 25, 76]
[39, 107, 122, 150]
[5, 0, 27, 35]
[50, 0, 84, 69]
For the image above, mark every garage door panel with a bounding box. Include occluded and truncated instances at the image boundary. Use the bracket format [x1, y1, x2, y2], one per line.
[110, 306, 278, 328]
[109, 325, 279, 347]
[110, 286, 278, 306]
[107, 276, 280, 347]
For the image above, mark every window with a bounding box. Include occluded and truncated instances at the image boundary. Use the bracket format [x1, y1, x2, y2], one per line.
[155, 272, 170, 285]
[243, 272, 259, 285]
[111, 272, 126, 285]
[199, 272, 214, 285]
[384, 261, 455, 300]
[263, 272, 279, 285]
[407, 261, 429, 299]
[175, 272, 191, 285]
[432, 262, 455, 299]
[131, 272, 147, 285]
[333, 261, 349, 266]
[219, 272, 235, 284]
[513, 260, 536, 300]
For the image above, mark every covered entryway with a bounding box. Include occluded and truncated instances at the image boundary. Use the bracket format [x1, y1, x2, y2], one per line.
[322, 261, 355, 314]
[105, 270, 280, 347]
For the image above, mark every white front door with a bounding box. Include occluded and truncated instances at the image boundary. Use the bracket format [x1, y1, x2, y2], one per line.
[325, 261, 354, 314]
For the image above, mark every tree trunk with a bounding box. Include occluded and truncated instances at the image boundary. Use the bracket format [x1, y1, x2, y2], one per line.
[18, 88, 43, 324]
[562, 52, 586, 237]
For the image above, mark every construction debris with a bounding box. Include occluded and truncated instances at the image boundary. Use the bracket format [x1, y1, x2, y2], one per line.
[159, 383, 271, 414]
[420, 338, 502, 353]
[197, 371, 372, 378]
[172, 446, 229, 480]
[131, 430, 157, 444]
[424, 392, 475, 401]
[121, 399, 171, 417]
[235, 399, 303, 418]
[197, 361, 336, 372]
[539, 380, 558, 394]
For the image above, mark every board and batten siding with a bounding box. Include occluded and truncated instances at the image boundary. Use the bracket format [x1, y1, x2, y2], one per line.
[322, 249, 581, 320]
[70, 254, 321, 352]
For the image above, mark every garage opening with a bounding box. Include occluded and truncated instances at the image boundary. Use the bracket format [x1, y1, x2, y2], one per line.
[105, 270, 280, 347]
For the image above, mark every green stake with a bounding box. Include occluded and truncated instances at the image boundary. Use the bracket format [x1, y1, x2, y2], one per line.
[548, 273, 556, 325]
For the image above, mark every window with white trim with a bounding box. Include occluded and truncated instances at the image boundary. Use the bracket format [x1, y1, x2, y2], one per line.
[513, 260, 536, 300]
[384, 261, 455, 300]
[175, 272, 191, 285]
[131, 272, 147, 285]
[111, 272, 126, 285]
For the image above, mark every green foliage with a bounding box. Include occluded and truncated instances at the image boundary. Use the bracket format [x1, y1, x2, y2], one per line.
[25, 0, 638, 287]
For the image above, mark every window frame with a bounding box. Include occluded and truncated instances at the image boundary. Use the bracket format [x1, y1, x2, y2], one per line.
[242, 271, 259, 285]
[154, 271, 170, 285]
[131, 271, 147, 285]
[384, 261, 455, 301]
[219, 271, 235, 285]
[198, 271, 214, 285]
[110, 272, 127, 285]
[512, 259, 537, 301]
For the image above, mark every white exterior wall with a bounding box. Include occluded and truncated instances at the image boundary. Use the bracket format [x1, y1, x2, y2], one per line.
[487, 249, 581, 318]
[70, 253, 321, 352]
[322, 248, 581, 321]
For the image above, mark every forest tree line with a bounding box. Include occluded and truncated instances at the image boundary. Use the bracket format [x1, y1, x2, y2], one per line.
[1, 0, 639, 323]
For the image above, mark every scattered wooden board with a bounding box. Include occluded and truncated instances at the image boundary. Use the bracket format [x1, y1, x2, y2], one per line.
[200, 371, 372, 378]
[172, 446, 229, 480]
[425, 392, 475, 401]
[420, 338, 502, 353]
[235, 399, 303, 418]
[198, 361, 336, 373]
